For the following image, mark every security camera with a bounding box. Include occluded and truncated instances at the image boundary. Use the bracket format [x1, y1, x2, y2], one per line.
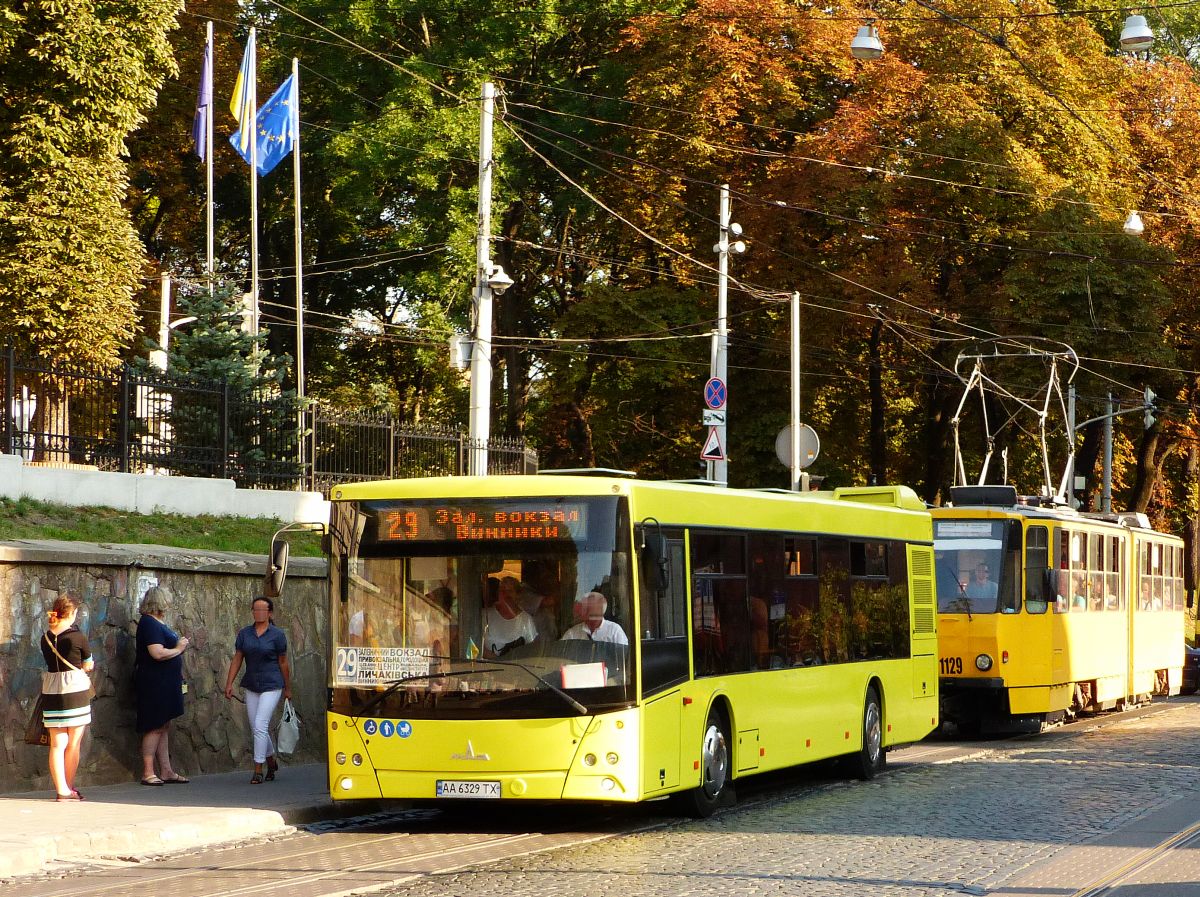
[486, 264, 514, 295]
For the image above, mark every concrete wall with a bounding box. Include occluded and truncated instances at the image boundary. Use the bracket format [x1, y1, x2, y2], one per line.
[0, 454, 329, 523]
[0, 540, 329, 794]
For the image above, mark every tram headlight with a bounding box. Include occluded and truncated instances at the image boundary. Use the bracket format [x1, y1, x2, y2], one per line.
[975, 654, 994, 672]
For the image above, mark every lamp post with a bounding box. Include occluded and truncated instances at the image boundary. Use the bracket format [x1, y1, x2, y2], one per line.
[708, 184, 744, 485]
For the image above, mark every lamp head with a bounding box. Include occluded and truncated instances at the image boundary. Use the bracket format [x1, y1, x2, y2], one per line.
[1123, 210, 1145, 236]
[1120, 14, 1153, 52]
[851, 24, 884, 60]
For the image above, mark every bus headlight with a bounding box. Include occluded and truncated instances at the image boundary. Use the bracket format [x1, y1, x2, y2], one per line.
[975, 654, 994, 671]
[339, 776, 354, 792]
[335, 752, 347, 765]
[583, 753, 597, 767]
[606, 752, 619, 765]
[351, 753, 363, 766]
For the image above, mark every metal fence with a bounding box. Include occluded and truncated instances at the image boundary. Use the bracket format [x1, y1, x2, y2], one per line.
[1, 346, 537, 492]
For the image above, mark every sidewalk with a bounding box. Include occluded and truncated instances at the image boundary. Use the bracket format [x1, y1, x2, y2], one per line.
[0, 762, 363, 879]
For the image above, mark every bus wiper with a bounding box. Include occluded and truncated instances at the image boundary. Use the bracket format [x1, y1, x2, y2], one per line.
[478, 656, 590, 716]
[349, 655, 589, 718]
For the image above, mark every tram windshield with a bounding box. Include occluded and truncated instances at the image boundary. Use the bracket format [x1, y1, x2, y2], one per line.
[934, 519, 1019, 614]
[327, 496, 635, 718]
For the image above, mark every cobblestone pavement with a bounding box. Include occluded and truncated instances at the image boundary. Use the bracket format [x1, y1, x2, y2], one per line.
[379, 701, 1200, 897]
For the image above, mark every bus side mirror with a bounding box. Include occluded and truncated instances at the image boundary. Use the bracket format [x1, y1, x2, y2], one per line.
[264, 537, 290, 599]
[640, 531, 671, 593]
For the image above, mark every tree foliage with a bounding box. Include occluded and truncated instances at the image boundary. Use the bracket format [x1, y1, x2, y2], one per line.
[0, 0, 182, 365]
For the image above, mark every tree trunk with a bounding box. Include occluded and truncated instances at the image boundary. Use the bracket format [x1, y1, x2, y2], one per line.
[1074, 420, 1103, 510]
[1129, 424, 1177, 513]
[1184, 441, 1199, 611]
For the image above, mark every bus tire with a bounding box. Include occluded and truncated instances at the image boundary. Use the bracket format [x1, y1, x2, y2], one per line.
[680, 707, 732, 817]
[852, 686, 885, 780]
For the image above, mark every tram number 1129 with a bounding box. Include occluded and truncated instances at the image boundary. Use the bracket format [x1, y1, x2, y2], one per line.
[939, 656, 964, 675]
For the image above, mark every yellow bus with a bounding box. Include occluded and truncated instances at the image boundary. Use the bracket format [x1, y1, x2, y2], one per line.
[934, 485, 1185, 735]
[315, 473, 938, 815]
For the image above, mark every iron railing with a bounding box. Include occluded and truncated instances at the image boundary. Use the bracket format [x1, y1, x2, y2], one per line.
[1, 346, 537, 492]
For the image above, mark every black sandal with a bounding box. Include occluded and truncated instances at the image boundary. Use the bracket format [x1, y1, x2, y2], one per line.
[250, 773, 263, 785]
[265, 757, 277, 781]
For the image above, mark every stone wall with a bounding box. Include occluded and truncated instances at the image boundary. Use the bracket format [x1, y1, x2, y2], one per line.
[0, 540, 328, 794]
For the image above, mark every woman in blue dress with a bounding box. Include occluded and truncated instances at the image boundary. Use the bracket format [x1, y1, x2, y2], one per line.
[134, 587, 191, 785]
[224, 597, 291, 784]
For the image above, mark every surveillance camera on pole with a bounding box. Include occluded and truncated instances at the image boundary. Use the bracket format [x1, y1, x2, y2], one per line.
[486, 264, 514, 295]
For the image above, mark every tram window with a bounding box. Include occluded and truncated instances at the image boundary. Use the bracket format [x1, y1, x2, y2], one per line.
[1107, 537, 1123, 610]
[1177, 546, 1187, 610]
[1024, 526, 1048, 614]
[1053, 529, 1069, 613]
[1088, 534, 1104, 611]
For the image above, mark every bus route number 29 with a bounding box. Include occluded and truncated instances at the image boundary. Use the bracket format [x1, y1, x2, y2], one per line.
[939, 656, 963, 675]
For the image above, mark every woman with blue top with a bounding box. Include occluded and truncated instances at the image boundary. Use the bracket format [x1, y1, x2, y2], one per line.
[224, 597, 291, 784]
[134, 586, 190, 785]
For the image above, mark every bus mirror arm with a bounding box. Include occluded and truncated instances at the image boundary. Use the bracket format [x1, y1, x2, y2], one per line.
[264, 522, 326, 598]
[639, 517, 671, 593]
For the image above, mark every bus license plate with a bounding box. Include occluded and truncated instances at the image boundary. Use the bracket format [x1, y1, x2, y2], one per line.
[436, 780, 501, 799]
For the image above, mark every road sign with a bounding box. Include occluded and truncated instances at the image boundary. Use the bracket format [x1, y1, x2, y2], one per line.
[704, 378, 727, 410]
[700, 426, 725, 461]
[702, 409, 727, 426]
[774, 424, 820, 469]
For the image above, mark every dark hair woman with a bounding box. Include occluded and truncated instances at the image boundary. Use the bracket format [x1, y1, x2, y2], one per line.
[224, 597, 291, 784]
[41, 595, 94, 801]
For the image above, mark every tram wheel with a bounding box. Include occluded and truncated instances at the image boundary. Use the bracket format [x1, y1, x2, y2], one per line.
[679, 707, 733, 817]
[851, 685, 885, 780]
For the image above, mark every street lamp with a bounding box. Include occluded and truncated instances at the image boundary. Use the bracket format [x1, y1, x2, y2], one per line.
[1123, 210, 1145, 235]
[1120, 14, 1154, 52]
[851, 23, 884, 60]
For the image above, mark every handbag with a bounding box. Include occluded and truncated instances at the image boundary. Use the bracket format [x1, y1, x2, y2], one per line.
[277, 698, 301, 755]
[24, 694, 48, 746]
[44, 632, 95, 701]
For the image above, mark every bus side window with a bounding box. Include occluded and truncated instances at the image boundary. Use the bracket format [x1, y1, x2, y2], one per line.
[1024, 525, 1048, 614]
[638, 528, 689, 695]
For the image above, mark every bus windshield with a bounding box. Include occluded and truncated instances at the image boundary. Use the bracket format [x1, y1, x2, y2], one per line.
[328, 495, 634, 717]
[934, 519, 1016, 614]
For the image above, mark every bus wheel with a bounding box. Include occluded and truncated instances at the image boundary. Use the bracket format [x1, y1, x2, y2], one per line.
[852, 686, 885, 780]
[680, 708, 732, 817]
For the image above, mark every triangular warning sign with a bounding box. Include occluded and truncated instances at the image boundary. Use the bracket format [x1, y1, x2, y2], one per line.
[700, 426, 725, 461]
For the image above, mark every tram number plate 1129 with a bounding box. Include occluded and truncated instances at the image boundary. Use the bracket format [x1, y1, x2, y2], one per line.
[939, 657, 963, 675]
[436, 780, 501, 799]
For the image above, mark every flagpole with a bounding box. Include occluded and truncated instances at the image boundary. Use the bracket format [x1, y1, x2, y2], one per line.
[249, 26, 259, 336]
[292, 56, 306, 473]
[205, 20, 214, 284]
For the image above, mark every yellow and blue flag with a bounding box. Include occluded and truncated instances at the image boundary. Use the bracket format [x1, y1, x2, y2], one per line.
[231, 73, 297, 176]
[465, 637, 480, 660]
[229, 29, 256, 155]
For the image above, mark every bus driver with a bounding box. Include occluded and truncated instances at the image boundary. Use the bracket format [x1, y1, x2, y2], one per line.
[561, 592, 628, 645]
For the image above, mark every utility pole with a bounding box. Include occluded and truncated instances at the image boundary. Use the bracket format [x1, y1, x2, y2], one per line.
[708, 185, 743, 485]
[468, 82, 497, 477]
[1103, 392, 1114, 513]
[789, 291, 802, 492]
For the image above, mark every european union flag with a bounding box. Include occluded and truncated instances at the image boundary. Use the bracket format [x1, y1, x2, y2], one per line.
[231, 73, 297, 176]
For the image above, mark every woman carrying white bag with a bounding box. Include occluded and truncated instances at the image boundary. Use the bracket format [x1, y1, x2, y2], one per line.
[276, 697, 301, 756]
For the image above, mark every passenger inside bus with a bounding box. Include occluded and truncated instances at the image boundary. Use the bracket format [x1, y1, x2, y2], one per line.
[561, 592, 629, 645]
[517, 573, 560, 642]
[482, 576, 539, 657]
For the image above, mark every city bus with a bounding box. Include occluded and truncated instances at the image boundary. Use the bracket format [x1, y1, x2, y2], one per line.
[309, 473, 938, 815]
[933, 485, 1185, 734]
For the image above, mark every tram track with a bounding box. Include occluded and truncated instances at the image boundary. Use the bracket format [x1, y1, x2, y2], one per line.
[1070, 820, 1200, 896]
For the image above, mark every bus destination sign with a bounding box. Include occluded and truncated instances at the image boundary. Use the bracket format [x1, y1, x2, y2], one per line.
[378, 502, 588, 543]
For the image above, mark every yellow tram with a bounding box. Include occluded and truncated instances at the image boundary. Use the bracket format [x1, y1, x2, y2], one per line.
[933, 485, 1185, 734]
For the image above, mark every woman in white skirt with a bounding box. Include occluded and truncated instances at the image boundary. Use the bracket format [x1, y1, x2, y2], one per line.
[41, 595, 94, 801]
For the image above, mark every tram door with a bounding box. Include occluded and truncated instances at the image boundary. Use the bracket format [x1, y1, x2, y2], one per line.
[1023, 525, 1061, 686]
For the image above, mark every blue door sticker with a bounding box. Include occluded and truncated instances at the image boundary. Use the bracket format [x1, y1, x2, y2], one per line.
[363, 719, 378, 736]
[380, 720, 396, 738]
[397, 720, 412, 738]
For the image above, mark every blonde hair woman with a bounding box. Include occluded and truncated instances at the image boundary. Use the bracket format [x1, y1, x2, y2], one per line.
[41, 595, 94, 801]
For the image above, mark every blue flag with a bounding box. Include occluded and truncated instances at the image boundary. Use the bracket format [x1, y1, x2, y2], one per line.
[192, 36, 212, 160]
[231, 73, 297, 176]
